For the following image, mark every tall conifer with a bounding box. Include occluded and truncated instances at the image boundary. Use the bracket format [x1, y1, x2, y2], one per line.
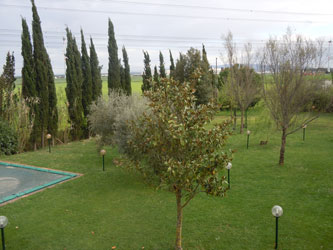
[81, 29, 93, 118]
[65, 28, 85, 140]
[21, 18, 36, 103]
[31, 0, 50, 146]
[159, 51, 166, 78]
[142, 51, 152, 92]
[153, 65, 159, 83]
[122, 46, 131, 95]
[108, 19, 120, 93]
[90, 37, 102, 101]
[169, 50, 175, 79]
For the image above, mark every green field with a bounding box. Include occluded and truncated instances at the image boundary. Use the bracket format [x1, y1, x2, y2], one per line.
[1, 111, 332, 249]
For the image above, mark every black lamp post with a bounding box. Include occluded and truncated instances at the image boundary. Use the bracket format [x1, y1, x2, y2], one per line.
[226, 162, 232, 189]
[272, 205, 283, 249]
[246, 130, 251, 149]
[100, 149, 106, 171]
[46, 134, 52, 153]
[302, 124, 307, 141]
[0, 216, 8, 250]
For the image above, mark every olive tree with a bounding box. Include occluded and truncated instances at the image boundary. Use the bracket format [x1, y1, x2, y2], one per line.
[128, 77, 232, 250]
[260, 30, 323, 165]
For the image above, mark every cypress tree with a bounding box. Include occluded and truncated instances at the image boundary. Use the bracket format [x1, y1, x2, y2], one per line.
[153, 65, 159, 83]
[21, 18, 37, 145]
[65, 28, 85, 140]
[120, 63, 125, 92]
[21, 18, 36, 102]
[31, 0, 49, 146]
[46, 46, 58, 140]
[0, 52, 16, 121]
[159, 51, 166, 78]
[108, 19, 121, 93]
[90, 37, 102, 101]
[81, 29, 93, 118]
[175, 53, 185, 83]
[169, 49, 175, 79]
[141, 51, 152, 92]
[122, 46, 131, 95]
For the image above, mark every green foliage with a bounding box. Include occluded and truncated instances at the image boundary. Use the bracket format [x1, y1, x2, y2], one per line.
[65, 28, 85, 140]
[141, 51, 152, 92]
[174, 47, 215, 105]
[122, 46, 131, 95]
[107, 19, 121, 92]
[129, 77, 232, 197]
[88, 91, 148, 153]
[90, 37, 102, 101]
[0, 119, 18, 155]
[311, 84, 333, 113]
[81, 29, 93, 119]
[159, 51, 166, 78]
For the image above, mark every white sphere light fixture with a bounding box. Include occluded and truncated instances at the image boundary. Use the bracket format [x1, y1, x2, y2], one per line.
[46, 133, 52, 140]
[226, 162, 232, 170]
[272, 205, 283, 217]
[0, 216, 8, 229]
[100, 149, 106, 156]
[247, 130, 251, 135]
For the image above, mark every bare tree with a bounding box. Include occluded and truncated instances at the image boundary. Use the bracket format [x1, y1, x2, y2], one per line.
[224, 33, 261, 133]
[261, 30, 323, 165]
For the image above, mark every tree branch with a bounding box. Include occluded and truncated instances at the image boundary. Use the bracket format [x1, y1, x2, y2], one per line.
[286, 115, 319, 136]
[181, 184, 199, 209]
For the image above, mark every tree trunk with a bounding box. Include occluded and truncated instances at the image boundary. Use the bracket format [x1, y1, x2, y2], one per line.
[240, 109, 244, 134]
[175, 189, 183, 250]
[279, 127, 287, 165]
[41, 130, 45, 148]
[245, 108, 248, 129]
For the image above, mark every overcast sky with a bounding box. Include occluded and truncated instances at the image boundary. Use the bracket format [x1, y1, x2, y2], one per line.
[0, 0, 332, 75]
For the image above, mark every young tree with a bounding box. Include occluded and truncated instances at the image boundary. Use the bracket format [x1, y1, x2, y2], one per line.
[261, 30, 322, 165]
[141, 50, 152, 92]
[128, 77, 232, 250]
[65, 28, 85, 140]
[81, 29, 93, 120]
[122, 46, 131, 95]
[108, 19, 121, 93]
[159, 51, 166, 78]
[169, 49, 175, 79]
[120, 63, 125, 91]
[90, 37, 102, 101]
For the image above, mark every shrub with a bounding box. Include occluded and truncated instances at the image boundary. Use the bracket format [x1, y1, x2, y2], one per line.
[88, 91, 149, 152]
[0, 119, 18, 155]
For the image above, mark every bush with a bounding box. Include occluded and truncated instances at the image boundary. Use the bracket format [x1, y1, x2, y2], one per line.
[0, 119, 18, 155]
[88, 91, 149, 153]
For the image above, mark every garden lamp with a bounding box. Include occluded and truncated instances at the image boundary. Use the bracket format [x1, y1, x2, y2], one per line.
[302, 124, 307, 141]
[0, 216, 8, 250]
[226, 162, 232, 189]
[272, 205, 283, 249]
[46, 133, 52, 153]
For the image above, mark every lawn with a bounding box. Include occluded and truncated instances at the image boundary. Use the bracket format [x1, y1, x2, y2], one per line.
[0, 112, 332, 249]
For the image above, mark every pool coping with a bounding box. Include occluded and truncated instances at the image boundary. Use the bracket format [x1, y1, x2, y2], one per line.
[0, 160, 82, 206]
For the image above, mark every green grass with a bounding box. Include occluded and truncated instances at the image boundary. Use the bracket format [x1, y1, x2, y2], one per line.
[0, 113, 332, 249]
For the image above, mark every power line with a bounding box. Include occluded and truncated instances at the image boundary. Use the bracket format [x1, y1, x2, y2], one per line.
[0, 3, 322, 24]
[94, 0, 333, 16]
